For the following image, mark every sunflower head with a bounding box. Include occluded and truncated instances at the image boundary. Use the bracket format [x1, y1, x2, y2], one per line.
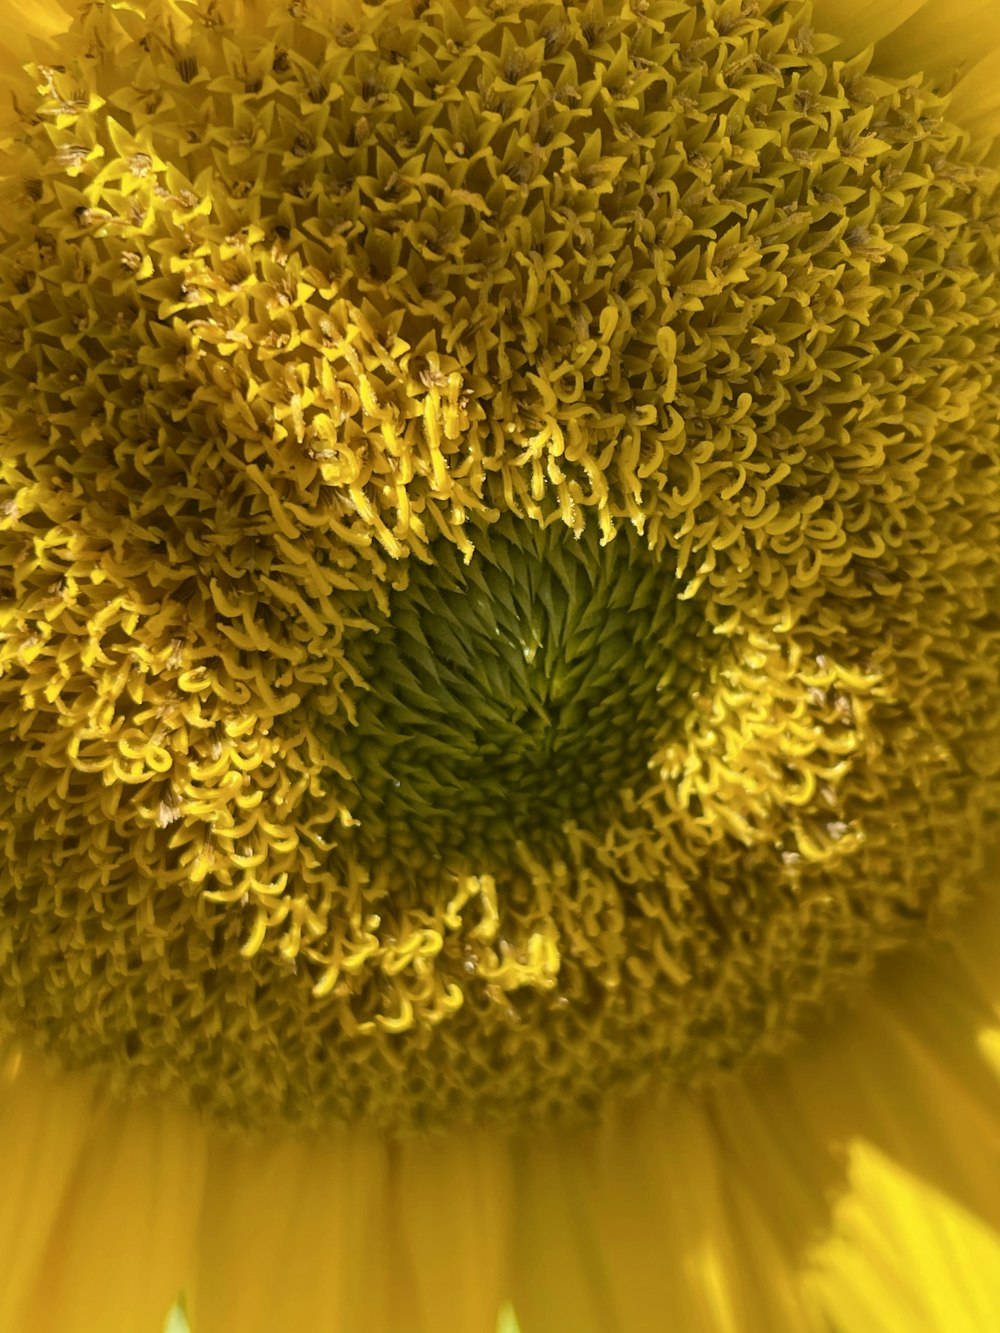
[1, 0, 999, 1131]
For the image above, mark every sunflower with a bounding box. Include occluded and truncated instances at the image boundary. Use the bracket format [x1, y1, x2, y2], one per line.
[1, 0, 999, 1328]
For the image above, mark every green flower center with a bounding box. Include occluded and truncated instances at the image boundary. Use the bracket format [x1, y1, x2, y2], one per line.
[0, 0, 998, 1131]
[338, 516, 709, 863]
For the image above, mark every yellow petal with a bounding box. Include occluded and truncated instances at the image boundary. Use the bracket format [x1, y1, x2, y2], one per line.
[0, 0, 75, 67]
[714, 887, 1000, 1329]
[811, 0, 933, 53]
[805, 1144, 1000, 1332]
[861, 0, 1000, 78]
[507, 1122, 608, 1333]
[510, 1095, 811, 1333]
[19, 1085, 206, 1333]
[392, 1129, 512, 1333]
[947, 49, 1000, 149]
[0, 1052, 95, 1330]
[813, 0, 1000, 68]
[813, 0, 1000, 148]
[187, 1125, 397, 1333]
[518, 886, 1000, 1333]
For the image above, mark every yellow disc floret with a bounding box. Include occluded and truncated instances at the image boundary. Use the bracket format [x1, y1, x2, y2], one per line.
[1, 0, 999, 1130]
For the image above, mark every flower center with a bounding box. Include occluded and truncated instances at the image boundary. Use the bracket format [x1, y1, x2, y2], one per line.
[337, 515, 710, 865]
[0, 0, 998, 1131]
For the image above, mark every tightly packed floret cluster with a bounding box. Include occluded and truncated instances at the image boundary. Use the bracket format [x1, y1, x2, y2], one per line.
[0, 0, 999, 1128]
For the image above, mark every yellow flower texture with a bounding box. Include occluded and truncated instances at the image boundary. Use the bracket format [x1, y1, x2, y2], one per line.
[0, 0, 998, 1330]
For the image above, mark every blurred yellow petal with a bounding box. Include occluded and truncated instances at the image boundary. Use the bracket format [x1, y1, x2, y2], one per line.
[814, 0, 1000, 68]
[814, 0, 1000, 147]
[19, 1089, 206, 1333]
[0, 1052, 95, 1330]
[861, 0, 1000, 152]
[393, 1130, 512, 1333]
[0, 0, 71, 63]
[709, 887, 1000, 1331]
[189, 1126, 510, 1333]
[187, 1126, 397, 1333]
[510, 1096, 813, 1333]
[511, 890, 1000, 1333]
[811, 0, 934, 53]
[806, 1145, 1000, 1333]
[507, 1125, 608, 1333]
[864, 0, 1000, 78]
[948, 49, 1000, 147]
[793, 892, 1000, 1233]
